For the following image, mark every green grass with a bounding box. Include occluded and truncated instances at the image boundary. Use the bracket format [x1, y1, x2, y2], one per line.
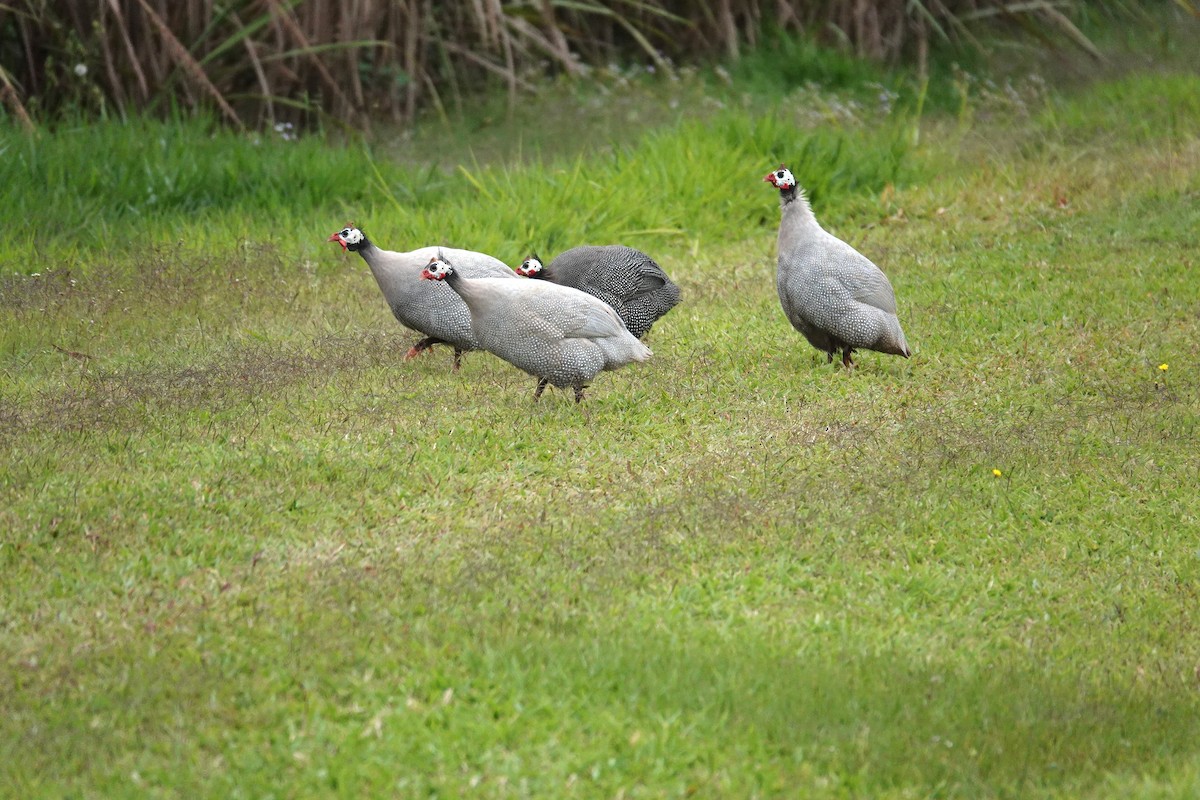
[3, 37, 1200, 799]
[0, 87, 912, 261]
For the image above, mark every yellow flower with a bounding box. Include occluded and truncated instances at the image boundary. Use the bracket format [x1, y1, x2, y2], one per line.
[1159, 363, 1169, 372]
[992, 469, 1003, 477]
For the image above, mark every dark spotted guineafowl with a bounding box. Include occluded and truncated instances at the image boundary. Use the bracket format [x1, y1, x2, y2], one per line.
[420, 254, 652, 403]
[515, 245, 680, 339]
[763, 166, 910, 367]
[328, 224, 516, 370]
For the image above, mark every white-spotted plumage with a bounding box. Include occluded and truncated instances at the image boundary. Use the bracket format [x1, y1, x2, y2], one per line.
[421, 255, 651, 402]
[763, 165, 910, 367]
[515, 245, 680, 339]
[328, 225, 516, 370]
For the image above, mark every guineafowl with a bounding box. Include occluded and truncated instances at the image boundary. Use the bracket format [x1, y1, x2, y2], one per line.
[763, 166, 910, 367]
[515, 245, 680, 339]
[328, 225, 516, 370]
[420, 254, 652, 403]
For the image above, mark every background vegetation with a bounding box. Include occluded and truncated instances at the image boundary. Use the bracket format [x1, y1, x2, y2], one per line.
[0, 0, 1159, 129]
[2, 4, 1200, 799]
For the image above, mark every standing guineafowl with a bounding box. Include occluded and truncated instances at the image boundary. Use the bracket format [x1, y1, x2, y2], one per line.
[764, 166, 910, 367]
[328, 225, 516, 371]
[515, 245, 680, 339]
[420, 253, 652, 403]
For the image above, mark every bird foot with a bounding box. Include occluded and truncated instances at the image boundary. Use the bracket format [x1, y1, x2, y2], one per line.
[404, 337, 441, 361]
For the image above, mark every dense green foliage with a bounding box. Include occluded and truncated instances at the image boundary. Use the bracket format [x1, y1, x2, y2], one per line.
[2, 27, 1200, 799]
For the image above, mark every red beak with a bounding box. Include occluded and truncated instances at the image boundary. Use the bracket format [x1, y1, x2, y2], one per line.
[763, 172, 776, 184]
[328, 233, 347, 250]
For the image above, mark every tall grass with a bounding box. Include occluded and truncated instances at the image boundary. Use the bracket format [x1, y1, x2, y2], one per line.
[0, 0, 1123, 129]
[0, 98, 913, 262]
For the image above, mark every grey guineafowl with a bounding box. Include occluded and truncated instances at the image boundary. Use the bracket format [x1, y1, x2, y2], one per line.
[420, 254, 652, 403]
[328, 225, 516, 370]
[763, 166, 910, 367]
[515, 245, 680, 339]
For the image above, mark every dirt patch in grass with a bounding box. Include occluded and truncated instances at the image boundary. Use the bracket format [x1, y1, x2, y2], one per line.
[0, 332, 411, 442]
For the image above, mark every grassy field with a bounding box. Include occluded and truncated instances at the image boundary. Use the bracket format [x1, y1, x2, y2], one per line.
[2, 28, 1200, 799]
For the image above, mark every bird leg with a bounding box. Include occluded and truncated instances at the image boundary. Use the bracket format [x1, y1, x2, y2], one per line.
[573, 385, 586, 404]
[404, 336, 443, 361]
[452, 347, 464, 372]
[533, 378, 549, 401]
[842, 347, 856, 369]
[826, 351, 835, 364]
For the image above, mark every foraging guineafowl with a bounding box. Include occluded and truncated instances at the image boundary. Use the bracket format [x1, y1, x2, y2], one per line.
[328, 225, 516, 370]
[763, 166, 910, 367]
[515, 245, 680, 339]
[420, 254, 652, 403]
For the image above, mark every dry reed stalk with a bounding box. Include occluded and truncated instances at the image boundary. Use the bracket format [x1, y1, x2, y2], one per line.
[0, 71, 35, 134]
[401, 0, 421, 120]
[431, 36, 537, 94]
[1037, 6, 1105, 60]
[134, 0, 244, 127]
[718, 0, 739, 59]
[537, 0, 582, 76]
[231, 9, 274, 125]
[265, 0, 361, 126]
[97, 0, 129, 115]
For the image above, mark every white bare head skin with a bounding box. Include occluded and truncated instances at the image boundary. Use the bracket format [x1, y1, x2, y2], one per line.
[763, 165, 814, 217]
[328, 224, 366, 251]
[420, 255, 454, 281]
[516, 256, 544, 277]
[763, 165, 796, 192]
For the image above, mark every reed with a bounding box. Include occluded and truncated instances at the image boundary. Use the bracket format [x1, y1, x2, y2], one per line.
[0, 1, 1127, 129]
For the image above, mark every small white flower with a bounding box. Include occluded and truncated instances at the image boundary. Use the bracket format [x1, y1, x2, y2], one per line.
[74, 63, 88, 78]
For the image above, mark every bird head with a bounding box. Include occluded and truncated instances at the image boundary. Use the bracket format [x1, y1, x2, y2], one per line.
[328, 224, 366, 252]
[420, 253, 454, 281]
[515, 255, 544, 277]
[763, 165, 796, 192]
